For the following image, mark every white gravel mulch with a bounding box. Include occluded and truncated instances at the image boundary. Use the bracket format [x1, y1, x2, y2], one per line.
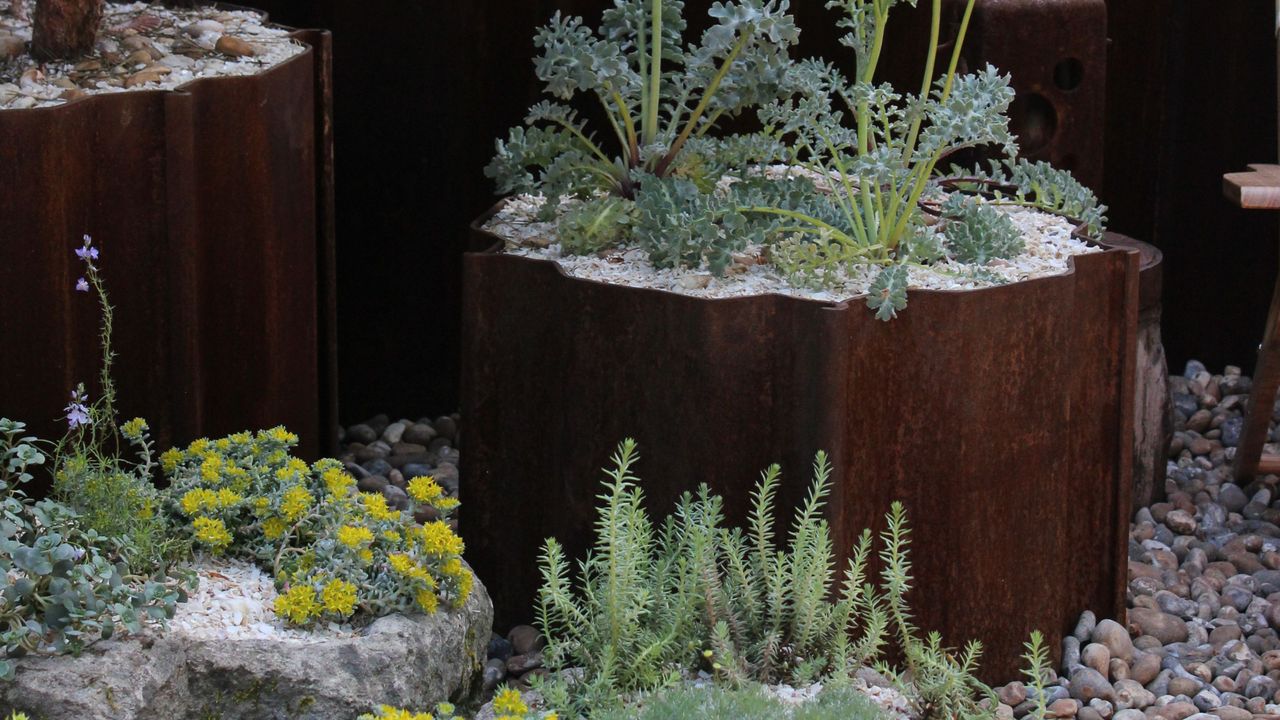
[484, 189, 1102, 305]
[0, 1, 306, 110]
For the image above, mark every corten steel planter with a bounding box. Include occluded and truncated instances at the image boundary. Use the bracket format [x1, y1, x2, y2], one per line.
[462, 205, 1142, 682]
[0, 25, 337, 464]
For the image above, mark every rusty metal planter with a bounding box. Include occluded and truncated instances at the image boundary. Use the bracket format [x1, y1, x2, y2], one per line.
[0, 27, 337, 462]
[462, 207, 1143, 682]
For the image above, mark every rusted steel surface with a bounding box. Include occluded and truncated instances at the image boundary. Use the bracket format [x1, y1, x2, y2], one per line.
[461, 210, 1139, 682]
[0, 27, 337, 466]
[964, 0, 1108, 190]
[1103, 234, 1169, 508]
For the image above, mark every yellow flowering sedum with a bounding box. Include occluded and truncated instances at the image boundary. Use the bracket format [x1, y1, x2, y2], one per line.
[361, 492, 401, 522]
[407, 475, 443, 504]
[275, 584, 319, 624]
[120, 417, 148, 441]
[417, 521, 464, 557]
[281, 485, 312, 522]
[262, 517, 288, 540]
[192, 516, 232, 551]
[492, 687, 530, 717]
[337, 524, 374, 548]
[321, 579, 358, 615]
[164, 425, 472, 628]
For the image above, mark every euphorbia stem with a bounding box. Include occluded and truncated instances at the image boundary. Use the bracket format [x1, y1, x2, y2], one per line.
[31, 0, 103, 61]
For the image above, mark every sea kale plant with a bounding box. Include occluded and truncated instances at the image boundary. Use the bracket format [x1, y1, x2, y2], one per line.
[0, 419, 181, 681]
[486, 0, 802, 273]
[533, 440, 1006, 718]
[163, 430, 472, 627]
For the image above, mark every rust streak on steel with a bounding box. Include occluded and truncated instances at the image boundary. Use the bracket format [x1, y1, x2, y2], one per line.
[461, 205, 1139, 683]
[0, 23, 338, 474]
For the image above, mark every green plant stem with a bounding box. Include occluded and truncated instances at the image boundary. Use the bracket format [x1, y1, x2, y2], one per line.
[900, 0, 942, 163]
[611, 88, 641, 166]
[884, 0, 977, 248]
[645, 0, 664, 146]
[654, 31, 750, 177]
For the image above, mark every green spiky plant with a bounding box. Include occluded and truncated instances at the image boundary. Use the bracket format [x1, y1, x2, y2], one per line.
[533, 439, 1011, 719]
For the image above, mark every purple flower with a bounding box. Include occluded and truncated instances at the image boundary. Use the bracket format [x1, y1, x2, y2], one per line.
[75, 236, 99, 264]
[64, 389, 91, 429]
[75, 277, 89, 292]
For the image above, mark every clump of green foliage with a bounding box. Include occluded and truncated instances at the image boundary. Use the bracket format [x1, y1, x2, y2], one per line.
[51, 236, 187, 575]
[753, 0, 1105, 318]
[594, 682, 882, 720]
[489, 0, 1107, 320]
[533, 439, 1009, 718]
[0, 419, 181, 681]
[487, 0, 803, 273]
[162, 430, 472, 627]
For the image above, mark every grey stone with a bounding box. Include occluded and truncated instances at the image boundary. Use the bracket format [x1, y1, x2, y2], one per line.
[508, 624, 545, 655]
[381, 421, 406, 445]
[1244, 674, 1276, 699]
[358, 475, 389, 493]
[1114, 679, 1156, 710]
[403, 423, 437, 446]
[1071, 666, 1116, 702]
[1218, 484, 1248, 513]
[344, 423, 377, 444]
[1075, 610, 1098, 644]
[433, 416, 458, 441]
[1221, 418, 1244, 448]
[2, 571, 493, 720]
[361, 458, 393, 478]
[382, 484, 411, 511]
[482, 658, 506, 693]
[1192, 689, 1221, 711]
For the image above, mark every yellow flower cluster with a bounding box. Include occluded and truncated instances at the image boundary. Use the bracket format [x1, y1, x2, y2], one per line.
[262, 426, 299, 444]
[321, 578, 358, 615]
[179, 487, 243, 516]
[275, 584, 319, 623]
[358, 706, 433, 720]
[416, 521, 465, 557]
[322, 467, 355, 497]
[337, 525, 374, 548]
[281, 485, 313, 522]
[407, 476, 443, 504]
[193, 516, 232, 550]
[262, 517, 288, 540]
[492, 687, 530, 719]
[361, 492, 401, 522]
[164, 425, 471, 629]
[120, 417, 148, 441]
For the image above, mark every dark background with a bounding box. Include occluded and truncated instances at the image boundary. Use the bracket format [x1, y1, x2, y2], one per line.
[242, 0, 1279, 423]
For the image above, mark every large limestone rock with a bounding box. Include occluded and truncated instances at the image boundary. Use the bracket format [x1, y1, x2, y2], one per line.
[1, 570, 492, 720]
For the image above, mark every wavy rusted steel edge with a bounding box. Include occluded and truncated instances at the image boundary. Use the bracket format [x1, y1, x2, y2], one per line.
[0, 12, 338, 459]
[463, 199, 1142, 680]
